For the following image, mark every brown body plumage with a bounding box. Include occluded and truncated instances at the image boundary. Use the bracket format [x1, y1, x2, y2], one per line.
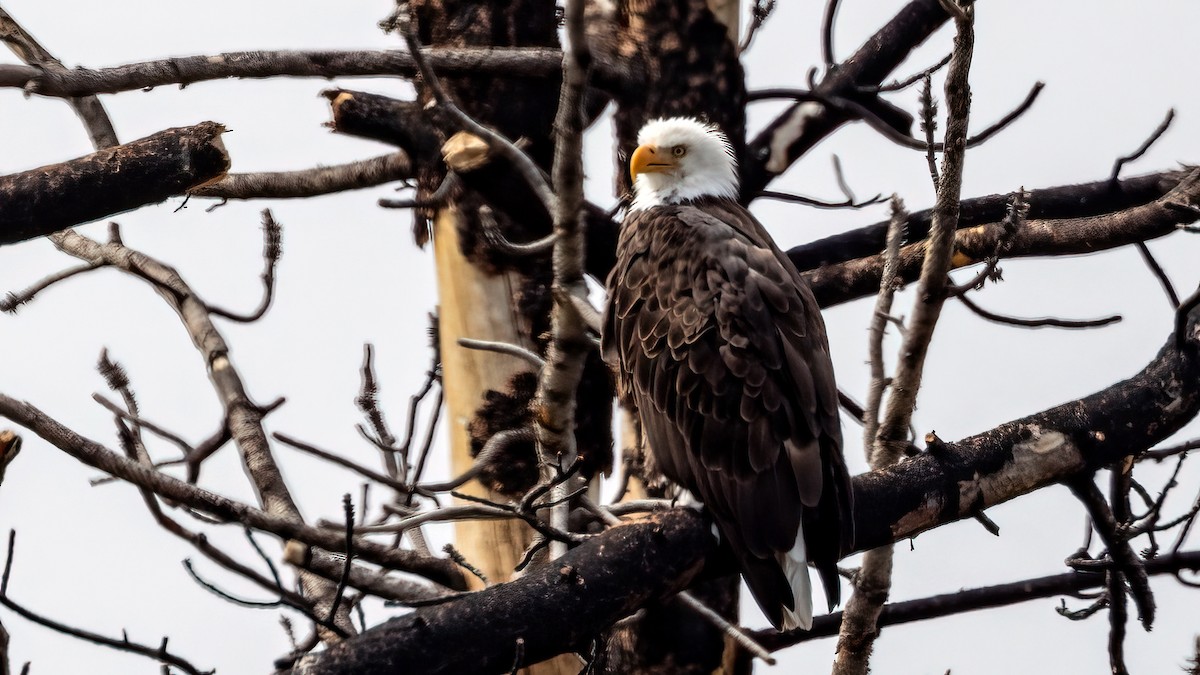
[601, 117, 852, 630]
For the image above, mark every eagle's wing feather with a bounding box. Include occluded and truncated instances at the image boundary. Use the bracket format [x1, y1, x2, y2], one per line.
[602, 199, 850, 628]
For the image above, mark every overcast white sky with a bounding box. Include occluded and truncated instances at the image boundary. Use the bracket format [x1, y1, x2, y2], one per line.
[0, 1, 1198, 673]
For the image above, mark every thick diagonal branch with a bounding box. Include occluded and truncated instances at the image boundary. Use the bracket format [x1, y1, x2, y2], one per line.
[285, 294, 1200, 673]
[0, 124, 229, 245]
[807, 169, 1200, 307]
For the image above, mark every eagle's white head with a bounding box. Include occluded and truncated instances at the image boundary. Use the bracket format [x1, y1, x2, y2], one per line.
[628, 117, 739, 212]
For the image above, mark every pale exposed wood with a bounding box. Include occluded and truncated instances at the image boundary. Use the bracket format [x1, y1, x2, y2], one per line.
[433, 205, 580, 675]
[705, 0, 740, 38]
[433, 206, 538, 585]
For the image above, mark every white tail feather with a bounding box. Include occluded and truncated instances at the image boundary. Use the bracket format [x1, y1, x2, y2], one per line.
[777, 523, 814, 631]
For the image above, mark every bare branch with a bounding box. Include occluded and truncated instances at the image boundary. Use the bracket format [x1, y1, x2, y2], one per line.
[821, 0, 841, 68]
[862, 197, 907, 453]
[0, 393, 464, 587]
[1, 262, 103, 313]
[205, 209, 282, 323]
[0, 48, 572, 98]
[806, 169, 1200, 308]
[0, 124, 229, 246]
[1134, 241, 1180, 309]
[1111, 109, 1175, 183]
[738, 0, 776, 52]
[956, 292, 1122, 330]
[1, 531, 212, 674]
[190, 153, 412, 201]
[837, 9, 974, 672]
[274, 432, 410, 493]
[755, 548, 1200, 650]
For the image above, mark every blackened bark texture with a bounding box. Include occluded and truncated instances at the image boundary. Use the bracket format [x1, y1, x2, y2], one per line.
[405, 0, 615, 503]
[611, 0, 747, 197]
[401, 8, 613, 675]
[410, 0, 560, 170]
[324, 88, 445, 244]
[293, 302, 1200, 674]
[0, 122, 229, 245]
[787, 169, 1192, 272]
[804, 169, 1200, 307]
[593, 577, 745, 675]
[292, 510, 717, 675]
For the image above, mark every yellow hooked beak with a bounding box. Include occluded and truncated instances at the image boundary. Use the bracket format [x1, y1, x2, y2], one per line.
[629, 144, 677, 182]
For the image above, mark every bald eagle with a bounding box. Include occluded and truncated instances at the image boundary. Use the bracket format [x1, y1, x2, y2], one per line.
[601, 117, 853, 631]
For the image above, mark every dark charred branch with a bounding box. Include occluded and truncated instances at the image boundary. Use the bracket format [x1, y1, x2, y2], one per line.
[742, 0, 949, 195]
[289, 282, 1200, 675]
[805, 170, 1200, 308]
[788, 169, 1192, 273]
[292, 510, 717, 675]
[323, 87, 1198, 310]
[852, 299, 1200, 549]
[0, 123, 229, 245]
[752, 549, 1200, 651]
[324, 89, 443, 162]
[0, 48, 611, 97]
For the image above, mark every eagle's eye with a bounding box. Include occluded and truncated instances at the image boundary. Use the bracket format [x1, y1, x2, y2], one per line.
[672, 145, 687, 158]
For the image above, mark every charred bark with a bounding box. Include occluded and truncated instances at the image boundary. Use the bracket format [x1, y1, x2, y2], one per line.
[292, 298, 1200, 674]
[292, 510, 717, 675]
[0, 123, 229, 245]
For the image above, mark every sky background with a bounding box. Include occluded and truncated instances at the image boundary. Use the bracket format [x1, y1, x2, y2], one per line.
[0, 1, 1198, 673]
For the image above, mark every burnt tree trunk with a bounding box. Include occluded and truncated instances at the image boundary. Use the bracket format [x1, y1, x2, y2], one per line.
[405, 1, 611, 673]
[595, 2, 751, 673]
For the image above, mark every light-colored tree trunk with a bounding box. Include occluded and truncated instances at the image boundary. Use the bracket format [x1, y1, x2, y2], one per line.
[433, 207, 579, 675]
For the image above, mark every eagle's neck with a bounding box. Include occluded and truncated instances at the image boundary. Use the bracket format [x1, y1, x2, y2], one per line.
[630, 173, 738, 213]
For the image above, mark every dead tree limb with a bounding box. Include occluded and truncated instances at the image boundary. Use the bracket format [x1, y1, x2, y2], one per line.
[0, 123, 229, 245]
[0, 393, 464, 588]
[752, 548, 1200, 650]
[287, 277, 1200, 674]
[787, 169, 1192, 273]
[189, 152, 412, 201]
[806, 169, 1200, 307]
[291, 510, 717, 675]
[0, 48, 582, 97]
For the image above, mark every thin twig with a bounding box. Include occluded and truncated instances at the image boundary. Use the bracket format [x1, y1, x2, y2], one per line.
[821, 0, 841, 69]
[859, 54, 951, 94]
[757, 190, 884, 210]
[274, 432, 411, 493]
[0, 263, 104, 313]
[738, 0, 776, 53]
[1, 530, 212, 674]
[206, 210, 282, 323]
[457, 338, 546, 368]
[862, 196, 907, 457]
[326, 494, 356, 625]
[1134, 241, 1180, 309]
[479, 205, 557, 256]
[957, 292, 1122, 329]
[1110, 109, 1175, 183]
[747, 82, 1043, 153]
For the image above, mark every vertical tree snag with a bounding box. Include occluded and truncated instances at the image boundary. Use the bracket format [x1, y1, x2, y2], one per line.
[594, 2, 752, 673]
[405, 1, 583, 673]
